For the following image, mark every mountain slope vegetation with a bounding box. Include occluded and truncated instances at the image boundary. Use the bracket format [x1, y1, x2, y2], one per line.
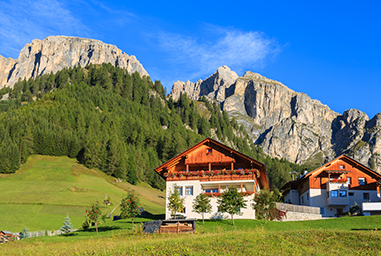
[0, 63, 314, 190]
[0, 155, 165, 231]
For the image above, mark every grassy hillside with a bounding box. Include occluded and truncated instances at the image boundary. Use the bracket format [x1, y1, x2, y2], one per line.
[1, 216, 381, 255]
[0, 155, 165, 232]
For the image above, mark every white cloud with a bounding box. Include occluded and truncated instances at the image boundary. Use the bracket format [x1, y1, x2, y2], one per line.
[157, 26, 281, 81]
[0, 0, 90, 59]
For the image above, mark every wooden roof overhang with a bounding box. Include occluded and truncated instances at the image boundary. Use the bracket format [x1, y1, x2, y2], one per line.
[154, 137, 269, 189]
[325, 170, 350, 174]
[281, 154, 381, 194]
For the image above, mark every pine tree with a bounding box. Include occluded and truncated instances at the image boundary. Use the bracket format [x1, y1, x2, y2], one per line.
[60, 214, 73, 234]
[19, 227, 29, 239]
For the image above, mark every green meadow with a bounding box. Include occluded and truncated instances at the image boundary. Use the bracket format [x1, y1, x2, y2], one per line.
[1, 216, 381, 255]
[0, 155, 165, 232]
[2, 155, 381, 255]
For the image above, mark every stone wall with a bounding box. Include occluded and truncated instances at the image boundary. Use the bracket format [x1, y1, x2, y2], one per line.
[276, 203, 322, 221]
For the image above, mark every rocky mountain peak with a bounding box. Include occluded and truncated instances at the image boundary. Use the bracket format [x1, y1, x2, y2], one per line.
[0, 36, 148, 88]
[169, 66, 381, 172]
[170, 65, 238, 102]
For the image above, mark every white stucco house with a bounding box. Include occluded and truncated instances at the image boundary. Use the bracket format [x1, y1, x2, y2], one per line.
[154, 138, 269, 220]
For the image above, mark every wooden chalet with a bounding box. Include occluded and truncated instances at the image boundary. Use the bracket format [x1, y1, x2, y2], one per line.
[0, 230, 20, 243]
[154, 137, 269, 220]
[282, 155, 381, 217]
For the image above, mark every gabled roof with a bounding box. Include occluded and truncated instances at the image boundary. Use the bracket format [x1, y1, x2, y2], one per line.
[305, 154, 381, 179]
[154, 137, 269, 188]
[154, 137, 265, 173]
[281, 154, 381, 191]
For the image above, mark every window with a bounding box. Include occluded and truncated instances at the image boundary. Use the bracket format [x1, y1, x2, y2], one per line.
[347, 177, 351, 185]
[340, 165, 345, 169]
[204, 189, 218, 193]
[307, 193, 309, 201]
[180, 207, 186, 213]
[185, 186, 193, 196]
[349, 192, 354, 196]
[358, 178, 366, 185]
[331, 191, 338, 197]
[363, 193, 370, 201]
[176, 186, 183, 196]
[320, 207, 325, 215]
[339, 190, 347, 197]
[301, 196, 304, 205]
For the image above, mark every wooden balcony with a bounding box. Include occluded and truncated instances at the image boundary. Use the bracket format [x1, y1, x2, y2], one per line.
[165, 169, 259, 182]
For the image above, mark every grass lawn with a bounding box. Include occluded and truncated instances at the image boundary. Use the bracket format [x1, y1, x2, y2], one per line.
[0, 155, 165, 232]
[1, 216, 381, 255]
[2, 155, 381, 255]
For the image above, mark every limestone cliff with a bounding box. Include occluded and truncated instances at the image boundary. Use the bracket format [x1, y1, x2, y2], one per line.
[170, 66, 381, 172]
[170, 65, 238, 102]
[0, 36, 148, 88]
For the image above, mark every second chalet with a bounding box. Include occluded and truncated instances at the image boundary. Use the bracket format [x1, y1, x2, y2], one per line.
[282, 155, 381, 217]
[154, 137, 269, 220]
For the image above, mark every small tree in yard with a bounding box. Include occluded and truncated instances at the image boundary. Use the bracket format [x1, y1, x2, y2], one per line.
[61, 214, 73, 234]
[120, 190, 142, 227]
[192, 193, 212, 224]
[167, 184, 185, 219]
[217, 187, 247, 225]
[19, 227, 29, 239]
[253, 188, 276, 224]
[86, 202, 101, 235]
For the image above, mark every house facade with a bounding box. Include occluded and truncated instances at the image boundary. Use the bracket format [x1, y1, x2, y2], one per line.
[282, 155, 381, 217]
[154, 138, 269, 220]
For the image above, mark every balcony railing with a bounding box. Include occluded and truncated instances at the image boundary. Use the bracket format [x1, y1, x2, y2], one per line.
[164, 169, 260, 181]
[327, 180, 349, 192]
[203, 191, 256, 197]
[327, 196, 349, 206]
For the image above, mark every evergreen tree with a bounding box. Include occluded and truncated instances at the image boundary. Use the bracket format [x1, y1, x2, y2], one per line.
[19, 227, 29, 239]
[60, 214, 73, 234]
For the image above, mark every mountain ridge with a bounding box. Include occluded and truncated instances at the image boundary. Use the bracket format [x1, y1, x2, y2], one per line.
[169, 66, 381, 172]
[1, 35, 379, 173]
[0, 36, 148, 88]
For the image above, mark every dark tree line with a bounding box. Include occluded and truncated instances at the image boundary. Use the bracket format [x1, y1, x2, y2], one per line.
[0, 63, 315, 190]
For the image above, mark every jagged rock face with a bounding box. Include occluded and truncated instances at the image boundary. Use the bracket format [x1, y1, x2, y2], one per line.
[336, 111, 381, 172]
[0, 55, 17, 89]
[0, 36, 148, 88]
[224, 71, 339, 163]
[170, 65, 238, 102]
[364, 114, 381, 169]
[170, 66, 381, 172]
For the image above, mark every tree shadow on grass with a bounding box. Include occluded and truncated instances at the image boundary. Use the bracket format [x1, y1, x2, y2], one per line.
[351, 228, 381, 231]
[77, 225, 122, 234]
[142, 213, 165, 220]
[61, 232, 78, 237]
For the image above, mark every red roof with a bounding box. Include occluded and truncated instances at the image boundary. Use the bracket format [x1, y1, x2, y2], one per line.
[154, 137, 269, 189]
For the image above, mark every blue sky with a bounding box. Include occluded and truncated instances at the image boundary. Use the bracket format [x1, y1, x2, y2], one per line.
[0, 0, 380, 118]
